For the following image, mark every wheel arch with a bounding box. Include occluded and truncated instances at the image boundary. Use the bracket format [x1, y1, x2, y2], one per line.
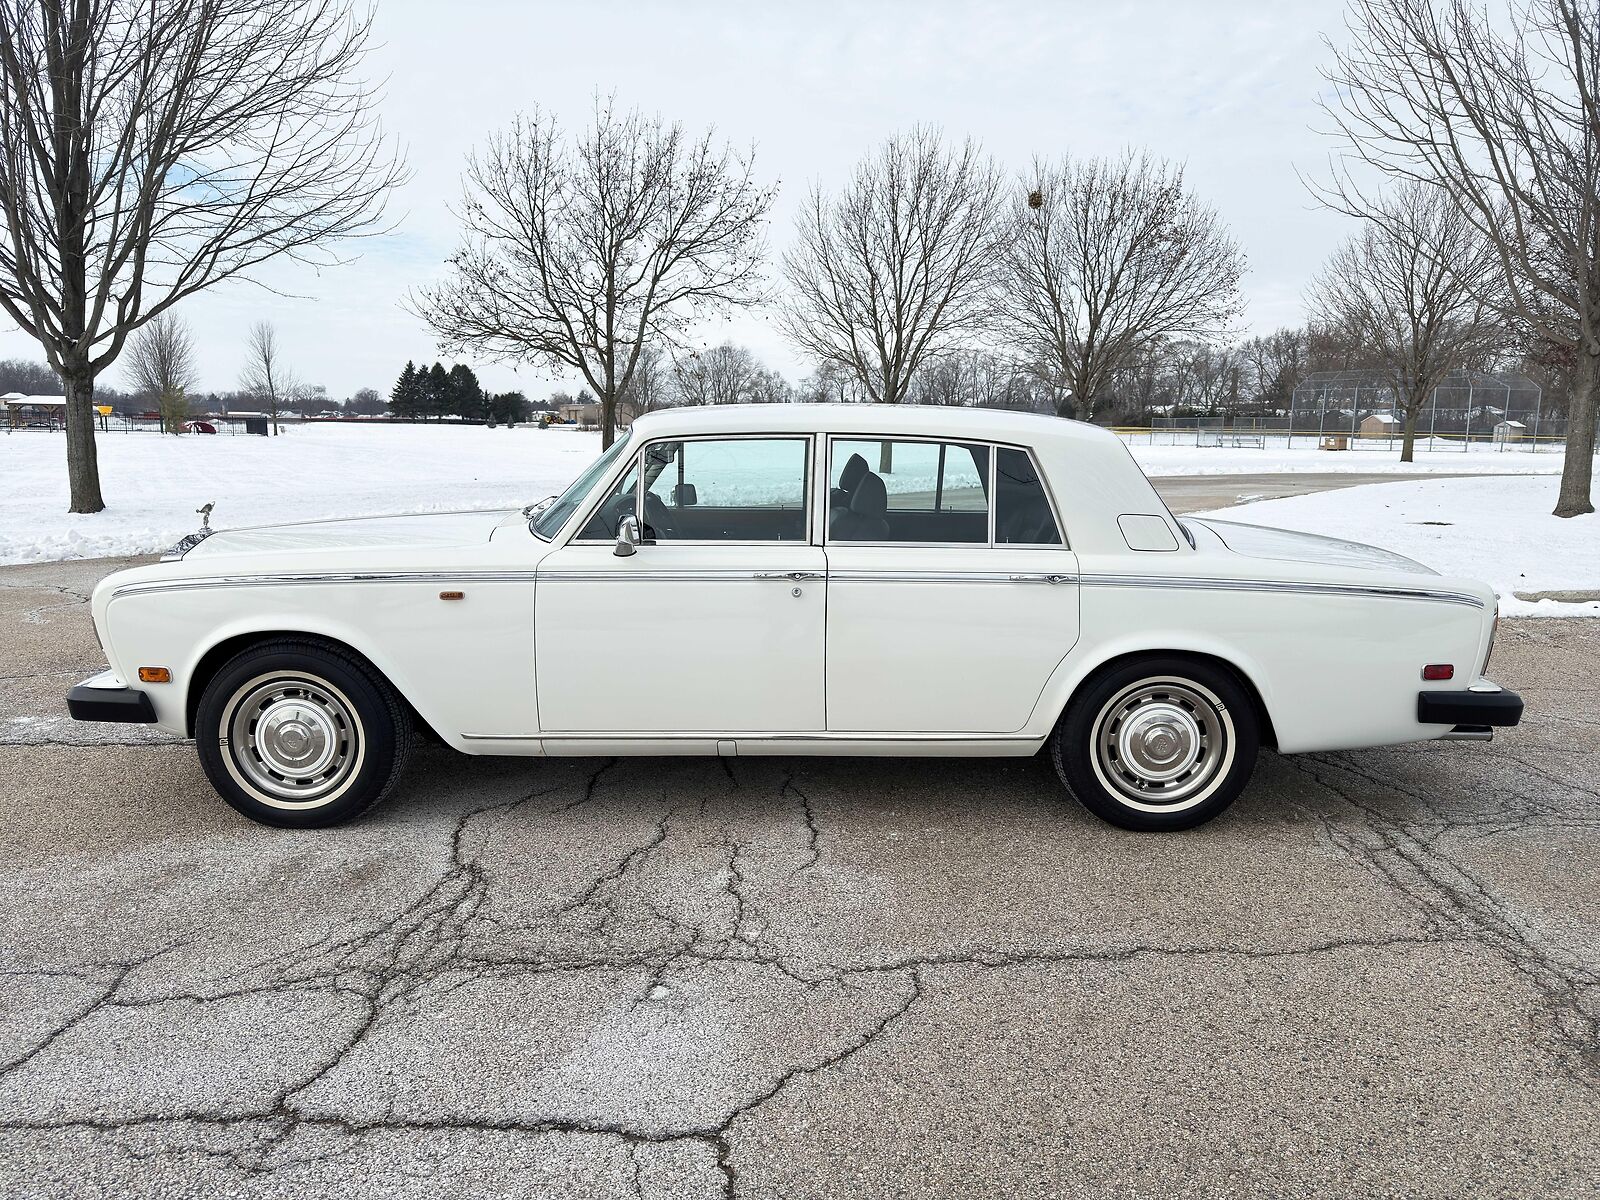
[185, 629, 443, 745]
[1047, 646, 1278, 751]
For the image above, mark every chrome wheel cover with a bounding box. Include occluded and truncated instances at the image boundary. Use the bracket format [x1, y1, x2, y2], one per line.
[1090, 677, 1235, 814]
[221, 672, 365, 810]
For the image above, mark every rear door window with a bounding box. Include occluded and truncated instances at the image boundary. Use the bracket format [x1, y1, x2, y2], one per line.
[829, 439, 991, 544]
[994, 447, 1062, 545]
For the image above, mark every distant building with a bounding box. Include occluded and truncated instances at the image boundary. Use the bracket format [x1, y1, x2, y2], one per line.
[2, 393, 94, 431]
[1493, 419, 1526, 444]
[1359, 412, 1399, 438]
[559, 400, 602, 427]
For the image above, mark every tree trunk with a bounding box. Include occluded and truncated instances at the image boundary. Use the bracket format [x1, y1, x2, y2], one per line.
[1554, 349, 1597, 518]
[600, 391, 616, 450]
[61, 370, 106, 514]
[1400, 404, 1419, 464]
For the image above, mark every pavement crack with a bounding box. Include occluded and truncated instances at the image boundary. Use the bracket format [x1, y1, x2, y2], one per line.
[1289, 753, 1600, 1084]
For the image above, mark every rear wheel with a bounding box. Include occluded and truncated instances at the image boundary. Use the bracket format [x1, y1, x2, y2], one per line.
[1050, 657, 1259, 831]
[195, 639, 414, 828]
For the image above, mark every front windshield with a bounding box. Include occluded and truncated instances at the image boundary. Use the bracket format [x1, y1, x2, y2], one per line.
[530, 432, 634, 540]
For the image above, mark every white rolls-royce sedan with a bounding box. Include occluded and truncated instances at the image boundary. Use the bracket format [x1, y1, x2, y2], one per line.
[68, 404, 1522, 831]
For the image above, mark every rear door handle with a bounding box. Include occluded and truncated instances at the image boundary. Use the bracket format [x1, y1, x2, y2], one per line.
[1008, 573, 1077, 585]
[755, 571, 826, 581]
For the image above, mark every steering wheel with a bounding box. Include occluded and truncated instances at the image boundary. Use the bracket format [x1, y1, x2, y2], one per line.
[642, 491, 678, 540]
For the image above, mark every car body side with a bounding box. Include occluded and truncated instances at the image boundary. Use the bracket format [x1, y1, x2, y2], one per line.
[81, 405, 1499, 758]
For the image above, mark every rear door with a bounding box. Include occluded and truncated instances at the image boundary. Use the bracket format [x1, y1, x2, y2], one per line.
[823, 437, 1080, 734]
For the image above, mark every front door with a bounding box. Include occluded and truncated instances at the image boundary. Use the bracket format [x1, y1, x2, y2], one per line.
[535, 435, 826, 734]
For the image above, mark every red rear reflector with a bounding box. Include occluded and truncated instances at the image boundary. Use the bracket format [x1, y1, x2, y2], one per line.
[1422, 664, 1454, 681]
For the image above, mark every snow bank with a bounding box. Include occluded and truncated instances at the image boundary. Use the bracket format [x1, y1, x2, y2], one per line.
[1127, 439, 1562, 477]
[0, 423, 604, 565]
[0, 422, 1589, 617]
[1196, 475, 1600, 618]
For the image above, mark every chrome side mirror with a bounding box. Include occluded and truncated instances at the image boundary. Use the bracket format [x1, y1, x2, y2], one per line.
[614, 514, 640, 557]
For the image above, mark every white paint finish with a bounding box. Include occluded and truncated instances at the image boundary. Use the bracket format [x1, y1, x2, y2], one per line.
[533, 543, 827, 733]
[1118, 514, 1181, 552]
[78, 404, 1507, 766]
[823, 545, 1081, 733]
[185, 509, 514, 558]
[101, 571, 540, 744]
[1046, 552, 1491, 753]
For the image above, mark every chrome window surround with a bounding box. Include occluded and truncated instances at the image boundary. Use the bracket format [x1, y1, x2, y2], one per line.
[822, 434, 1070, 551]
[568, 432, 817, 548]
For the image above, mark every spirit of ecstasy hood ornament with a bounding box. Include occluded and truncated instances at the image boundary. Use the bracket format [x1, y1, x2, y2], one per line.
[161, 501, 217, 562]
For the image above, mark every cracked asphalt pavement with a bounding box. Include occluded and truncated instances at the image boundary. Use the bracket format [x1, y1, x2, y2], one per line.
[2, 555, 1599, 1197]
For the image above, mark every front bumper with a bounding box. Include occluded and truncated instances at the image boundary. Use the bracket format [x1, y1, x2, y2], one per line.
[67, 672, 157, 724]
[1418, 683, 1523, 729]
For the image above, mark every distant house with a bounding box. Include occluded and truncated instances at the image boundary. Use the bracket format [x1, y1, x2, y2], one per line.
[559, 400, 602, 428]
[1359, 412, 1400, 438]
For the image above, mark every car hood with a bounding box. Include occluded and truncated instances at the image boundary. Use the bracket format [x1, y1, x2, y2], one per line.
[181, 509, 519, 558]
[1186, 518, 1438, 576]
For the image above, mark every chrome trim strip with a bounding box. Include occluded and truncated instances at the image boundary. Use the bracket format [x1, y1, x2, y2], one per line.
[112, 571, 539, 598]
[463, 730, 1045, 743]
[822, 434, 1071, 550]
[538, 570, 786, 583]
[1076, 573, 1487, 609]
[113, 568, 1483, 609]
[830, 570, 1055, 585]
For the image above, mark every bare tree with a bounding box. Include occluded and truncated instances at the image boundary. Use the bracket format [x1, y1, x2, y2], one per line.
[617, 344, 671, 424]
[673, 342, 759, 406]
[1006, 151, 1246, 420]
[1320, 0, 1600, 515]
[239, 321, 297, 434]
[415, 99, 774, 449]
[0, 0, 403, 511]
[1239, 327, 1311, 415]
[780, 127, 1007, 405]
[123, 311, 197, 433]
[1308, 185, 1509, 461]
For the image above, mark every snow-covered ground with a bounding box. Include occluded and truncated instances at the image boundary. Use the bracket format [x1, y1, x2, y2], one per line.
[0, 422, 1593, 620]
[0, 423, 602, 565]
[1196, 475, 1599, 618]
[1126, 438, 1562, 477]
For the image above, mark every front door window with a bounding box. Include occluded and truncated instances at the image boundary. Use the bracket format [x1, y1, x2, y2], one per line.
[577, 437, 810, 543]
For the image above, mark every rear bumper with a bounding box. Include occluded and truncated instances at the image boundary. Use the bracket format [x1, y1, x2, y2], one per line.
[1418, 685, 1523, 728]
[67, 679, 157, 724]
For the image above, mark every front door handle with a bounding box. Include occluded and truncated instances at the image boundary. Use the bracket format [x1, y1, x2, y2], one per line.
[1008, 573, 1078, 585]
[755, 571, 826, 581]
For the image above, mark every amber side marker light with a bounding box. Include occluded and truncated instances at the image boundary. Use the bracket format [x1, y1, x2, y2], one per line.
[137, 667, 171, 684]
[1422, 664, 1454, 681]
[439, 591, 465, 601]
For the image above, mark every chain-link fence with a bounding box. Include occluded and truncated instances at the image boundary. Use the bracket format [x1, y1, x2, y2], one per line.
[1285, 369, 1557, 452]
[1116, 370, 1568, 454]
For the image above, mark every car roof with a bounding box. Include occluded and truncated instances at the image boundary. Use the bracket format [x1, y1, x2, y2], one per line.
[626, 403, 1118, 449]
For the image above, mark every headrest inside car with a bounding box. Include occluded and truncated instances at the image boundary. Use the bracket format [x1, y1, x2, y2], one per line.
[839, 453, 870, 493]
[851, 472, 888, 517]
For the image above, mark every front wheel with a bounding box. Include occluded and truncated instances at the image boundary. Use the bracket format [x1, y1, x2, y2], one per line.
[1050, 657, 1259, 832]
[195, 639, 414, 828]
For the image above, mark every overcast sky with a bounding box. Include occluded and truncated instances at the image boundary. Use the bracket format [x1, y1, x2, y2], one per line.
[0, 0, 1362, 400]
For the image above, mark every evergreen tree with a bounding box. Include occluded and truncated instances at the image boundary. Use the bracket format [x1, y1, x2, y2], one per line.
[446, 363, 485, 420]
[426, 362, 450, 419]
[489, 390, 531, 425]
[389, 361, 420, 418]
